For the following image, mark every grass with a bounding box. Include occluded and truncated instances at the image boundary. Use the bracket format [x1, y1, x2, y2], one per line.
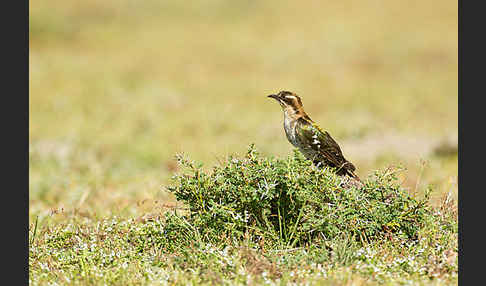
[30, 0, 457, 284]
[30, 147, 457, 285]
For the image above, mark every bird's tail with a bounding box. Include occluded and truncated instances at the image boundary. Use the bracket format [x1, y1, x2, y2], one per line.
[347, 170, 362, 183]
[337, 161, 362, 183]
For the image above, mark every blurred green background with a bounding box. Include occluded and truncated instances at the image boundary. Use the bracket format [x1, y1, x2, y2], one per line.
[29, 0, 457, 221]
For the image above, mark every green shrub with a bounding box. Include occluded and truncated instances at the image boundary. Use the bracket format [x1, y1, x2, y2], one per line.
[165, 144, 430, 249]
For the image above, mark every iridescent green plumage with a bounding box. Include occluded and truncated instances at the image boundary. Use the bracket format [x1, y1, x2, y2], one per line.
[295, 117, 358, 179]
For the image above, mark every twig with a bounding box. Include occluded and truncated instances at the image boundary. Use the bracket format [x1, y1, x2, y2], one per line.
[30, 215, 39, 245]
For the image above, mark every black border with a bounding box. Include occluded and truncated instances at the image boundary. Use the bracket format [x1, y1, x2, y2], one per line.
[4, 0, 29, 283]
[458, 0, 480, 284]
[21, 0, 463, 284]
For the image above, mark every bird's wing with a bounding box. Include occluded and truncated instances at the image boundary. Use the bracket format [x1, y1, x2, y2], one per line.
[296, 118, 355, 171]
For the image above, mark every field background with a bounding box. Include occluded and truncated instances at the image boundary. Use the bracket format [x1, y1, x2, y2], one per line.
[30, 0, 457, 220]
[30, 0, 457, 283]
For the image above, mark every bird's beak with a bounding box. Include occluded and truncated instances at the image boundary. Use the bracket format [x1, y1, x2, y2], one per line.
[267, 94, 280, 100]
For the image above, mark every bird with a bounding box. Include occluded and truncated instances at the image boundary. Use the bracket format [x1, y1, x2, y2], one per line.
[268, 90, 361, 182]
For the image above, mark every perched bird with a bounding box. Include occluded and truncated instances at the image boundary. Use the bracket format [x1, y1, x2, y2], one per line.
[268, 90, 361, 182]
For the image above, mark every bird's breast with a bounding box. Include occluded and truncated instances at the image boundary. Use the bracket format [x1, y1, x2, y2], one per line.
[283, 117, 299, 147]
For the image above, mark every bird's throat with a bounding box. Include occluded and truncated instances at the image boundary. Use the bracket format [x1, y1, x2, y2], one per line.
[283, 106, 309, 121]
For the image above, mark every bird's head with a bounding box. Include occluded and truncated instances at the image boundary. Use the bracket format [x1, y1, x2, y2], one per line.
[267, 91, 305, 114]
